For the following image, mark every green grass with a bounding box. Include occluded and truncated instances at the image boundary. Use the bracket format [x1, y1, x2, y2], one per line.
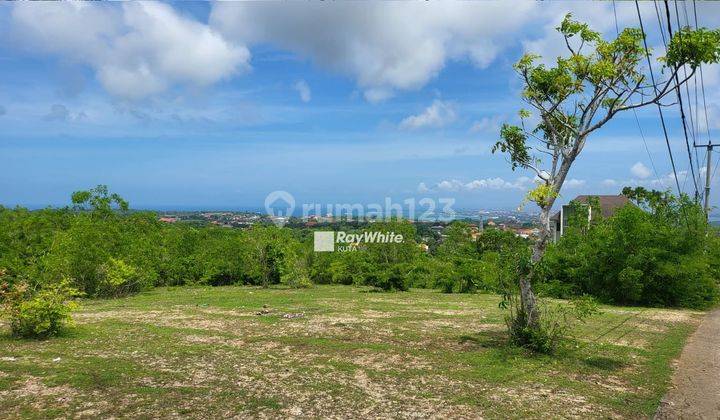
[0, 285, 702, 418]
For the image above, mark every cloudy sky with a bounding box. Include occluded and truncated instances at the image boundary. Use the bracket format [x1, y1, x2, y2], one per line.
[1, 1, 719, 210]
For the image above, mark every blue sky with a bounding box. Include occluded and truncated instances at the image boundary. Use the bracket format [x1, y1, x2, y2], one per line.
[1, 1, 719, 211]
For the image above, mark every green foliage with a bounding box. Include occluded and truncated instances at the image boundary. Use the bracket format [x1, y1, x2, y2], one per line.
[621, 186, 673, 212]
[524, 184, 559, 209]
[540, 191, 719, 309]
[71, 185, 129, 216]
[557, 13, 600, 43]
[417, 222, 528, 294]
[478, 229, 532, 300]
[362, 263, 411, 292]
[507, 295, 599, 354]
[436, 221, 476, 259]
[493, 124, 530, 170]
[665, 27, 720, 69]
[309, 221, 419, 291]
[492, 14, 720, 213]
[96, 258, 152, 298]
[492, 13, 720, 350]
[41, 211, 161, 296]
[1, 279, 81, 339]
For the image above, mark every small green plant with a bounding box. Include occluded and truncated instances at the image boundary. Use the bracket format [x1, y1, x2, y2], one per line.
[506, 295, 599, 354]
[1, 279, 81, 339]
[278, 247, 313, 289]
[96, 258, 151, 298]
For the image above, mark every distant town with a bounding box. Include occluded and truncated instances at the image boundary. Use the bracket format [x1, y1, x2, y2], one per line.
[154, 209, 542, 242]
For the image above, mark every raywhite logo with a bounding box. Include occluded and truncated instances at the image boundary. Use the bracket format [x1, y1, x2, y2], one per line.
[314, 231, 335, 252]
[264, 190, 295, 227]
[313, 230, 404, 252]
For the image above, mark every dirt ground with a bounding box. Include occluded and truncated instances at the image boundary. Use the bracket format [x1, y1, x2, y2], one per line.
[0, 286, 704, 418]
[655, 308, 720, 419]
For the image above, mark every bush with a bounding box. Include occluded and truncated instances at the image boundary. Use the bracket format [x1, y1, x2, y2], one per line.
[539, 192, 720, 309]
[361, 264, 411, 291]
[96, 258, 152, 298]
[1, 280, 81, 339]
[535, 279, 579, 299]
[506, 296, 599, 354]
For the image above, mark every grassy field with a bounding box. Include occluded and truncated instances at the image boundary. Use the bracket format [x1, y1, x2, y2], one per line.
[0, 285, 703, 419]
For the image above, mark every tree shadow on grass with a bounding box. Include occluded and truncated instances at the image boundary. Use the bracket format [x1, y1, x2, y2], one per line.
[581, 355, 627, 371]
[459, 330, 509, 350]
[458, 331, 627, 373]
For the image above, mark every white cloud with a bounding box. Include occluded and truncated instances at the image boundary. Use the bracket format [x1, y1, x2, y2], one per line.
[606, 170, 693, 192]
[564, 178, 586, 189]
[417, 182, 431, 193]
[469, 115, 503, 133]
[421, 176, 533, 193]
[210, 2, 538, 101]
[293, 80, 311, 103]
[630, 162, 652, 179]
[363, 88, 395, 104]
[601, 179, 618, 187]
[422, 176, 582, 193]
[11, 2, 249, 100]
[400, 100, 456, 130]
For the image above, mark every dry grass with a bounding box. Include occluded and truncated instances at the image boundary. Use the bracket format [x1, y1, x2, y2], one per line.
[0, 285, 702, 418]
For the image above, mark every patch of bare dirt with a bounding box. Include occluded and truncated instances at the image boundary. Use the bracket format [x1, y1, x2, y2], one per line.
[183, 334, 245, 347]
[346, 350, 433, 372]
[489, 384, 605, 417]
[571, 373, 636, 393]
[640, 310, 697, 323]
[0, 376, 78, 413]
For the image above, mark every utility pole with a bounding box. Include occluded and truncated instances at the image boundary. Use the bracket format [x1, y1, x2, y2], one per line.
[705, 145, 712, 217]
[695, 143, 717, 219]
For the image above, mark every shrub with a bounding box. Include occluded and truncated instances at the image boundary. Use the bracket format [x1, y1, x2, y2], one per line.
[540, 194, 720, 309]
[506, 296, 599, 354]
[361, 264, 410, 291]
[535, 279, 578, 299]
[1, 280, 81, 339]
[96, 258, 152, 298]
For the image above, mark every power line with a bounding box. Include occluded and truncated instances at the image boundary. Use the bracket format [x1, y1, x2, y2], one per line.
[687, 0, 717, 217]
[692, 0, 715, 204]
[674, 0, 703, 194]
[635, 0, 683, 197]
[663, 0, 699, 200]
[612, 0, 661, 183]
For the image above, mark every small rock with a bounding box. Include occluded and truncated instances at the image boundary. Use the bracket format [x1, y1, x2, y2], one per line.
[53, 357, 61, 362]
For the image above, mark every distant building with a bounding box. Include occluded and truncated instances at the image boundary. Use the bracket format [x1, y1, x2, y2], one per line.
[468, 224, 481, 240]
[158, 217, 178, 223]
[513, 227, 538, 239]
[549, 195, 630, 242]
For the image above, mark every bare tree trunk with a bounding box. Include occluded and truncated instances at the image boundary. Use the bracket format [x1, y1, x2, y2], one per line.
[518, 205, 551, 327]
[517, 139, 575, 328]
[533, 205, 552, 264]
[518, 276, 539, 326]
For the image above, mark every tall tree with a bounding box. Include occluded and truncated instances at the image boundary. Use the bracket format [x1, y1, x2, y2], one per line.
[493, 14, 720, 328]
